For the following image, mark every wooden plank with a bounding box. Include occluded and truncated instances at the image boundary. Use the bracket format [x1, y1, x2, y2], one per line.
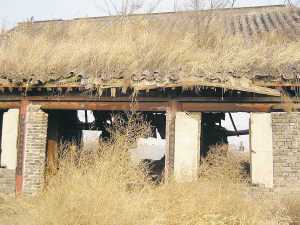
[16, 100, 29, 194]
[165, 100, 177, 179]
[254, 82, 300, 87]
[135, 80, 281, 96]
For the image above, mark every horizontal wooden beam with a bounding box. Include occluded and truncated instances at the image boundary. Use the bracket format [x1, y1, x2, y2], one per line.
[36, 101, 276, 112]
[180, 103, 274, 112]
[38, 101, 168, 111]
[0, 99, 296, 113]
[0, 102, 19, 109]
[0, 95, 293, 103]
[226, 129, 249, 137]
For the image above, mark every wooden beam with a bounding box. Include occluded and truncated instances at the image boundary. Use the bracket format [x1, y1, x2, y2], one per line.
[165, 100, 177, 179]
[228, 113, 239, 136]
[226, 129, 249, 137]
[16, 100, 29, 194]
[0, 111, 4, 167]
[181, 103, 273, 112]
[46, 112, 59, 175]
[0, 95, 292, 103]
[0, 102, 19, 109]
[39, 101, 168, 111]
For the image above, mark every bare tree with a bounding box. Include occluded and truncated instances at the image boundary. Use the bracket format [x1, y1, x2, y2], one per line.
[95, 0, 162, 16]
[285, 0, 300, 6]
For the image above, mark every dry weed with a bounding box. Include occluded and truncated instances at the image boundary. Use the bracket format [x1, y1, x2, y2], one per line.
[0, 114, 291, 225]
[0, 10, 299, 84]
[199, 144, 250, 183]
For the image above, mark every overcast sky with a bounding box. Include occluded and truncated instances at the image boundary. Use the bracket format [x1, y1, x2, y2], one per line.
[1, 0, 286, 28]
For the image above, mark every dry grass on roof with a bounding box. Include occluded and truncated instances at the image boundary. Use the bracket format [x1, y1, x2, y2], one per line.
[0, 8, 300, 85]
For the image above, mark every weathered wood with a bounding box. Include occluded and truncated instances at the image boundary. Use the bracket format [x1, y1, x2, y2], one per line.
[46, 113, 59, 175]
[165, 100, 177, 179]
[181, 103, 273, 112]
[0, 94, 295, 104]
[0, 111, 4, 166]
[136, 80, 281, 97]
[16, 100, 29, 194]
[0, 102, 19, 109]
[228, 113, 239, 136]
[225, 129, 249, 137]
[38, 101, 168, 111]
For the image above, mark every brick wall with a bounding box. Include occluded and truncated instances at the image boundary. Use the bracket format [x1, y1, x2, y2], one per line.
[23, 104, 48, 195]
[272, 112, 300, 192]
[0, 169, 15, 194]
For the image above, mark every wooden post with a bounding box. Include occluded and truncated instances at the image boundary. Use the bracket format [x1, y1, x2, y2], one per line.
[46, 112, 59, 175]
[0, 111, 4, 166]
[16, 100, 29, 194]
[165, 100, 177, 180]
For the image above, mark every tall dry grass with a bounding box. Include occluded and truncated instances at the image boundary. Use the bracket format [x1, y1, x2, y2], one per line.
[0, 9, 299, 83]
[0, 114, 293, 225]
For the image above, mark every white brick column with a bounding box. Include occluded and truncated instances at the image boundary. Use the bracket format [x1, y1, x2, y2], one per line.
[22, 104, 48, 195]
[250, 113, 273, 188]
[1, 109, 19, 170]
[174, 112, 201, 182]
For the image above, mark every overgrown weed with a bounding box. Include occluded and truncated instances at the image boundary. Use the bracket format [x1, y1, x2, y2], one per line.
[0, 9, 299, 83]
[0, 114, 294, 225]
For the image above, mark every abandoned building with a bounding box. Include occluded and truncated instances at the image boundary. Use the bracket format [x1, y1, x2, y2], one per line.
[0, 4, 300, 195]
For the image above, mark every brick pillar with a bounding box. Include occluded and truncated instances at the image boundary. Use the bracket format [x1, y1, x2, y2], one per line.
[17, 103, 48, 195]
[272, 112, 300, 192]
[174, 112, 201, 182]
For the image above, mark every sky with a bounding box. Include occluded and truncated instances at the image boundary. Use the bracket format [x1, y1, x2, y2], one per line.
[0, 0, 287, 28]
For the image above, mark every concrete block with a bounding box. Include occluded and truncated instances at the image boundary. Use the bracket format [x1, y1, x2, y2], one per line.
[1, 109, 19, 170]
[250, 113, 273, 188]
[174, 112, 201, 182]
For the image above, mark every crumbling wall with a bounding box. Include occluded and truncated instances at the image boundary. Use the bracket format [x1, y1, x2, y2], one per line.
[23, 104, 48, 195]
[0, 169, 15, 194]
[272, 112, 300, 192]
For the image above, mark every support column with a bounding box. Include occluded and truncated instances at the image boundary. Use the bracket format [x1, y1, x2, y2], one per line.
[1, 109, 19, 169]
[250, 113, 273, 188]
[16, 101, 28, 194]
[0, 109, 18, 194]
[46, 112, 59, 175]
[16, 102, 48, 195]
[165, 101, 177, 179]
[174, 112, 201, 182]
[272, 112, 300, 191]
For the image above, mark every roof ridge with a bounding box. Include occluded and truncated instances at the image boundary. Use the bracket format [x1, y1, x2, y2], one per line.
[18, 4, 288, 26]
